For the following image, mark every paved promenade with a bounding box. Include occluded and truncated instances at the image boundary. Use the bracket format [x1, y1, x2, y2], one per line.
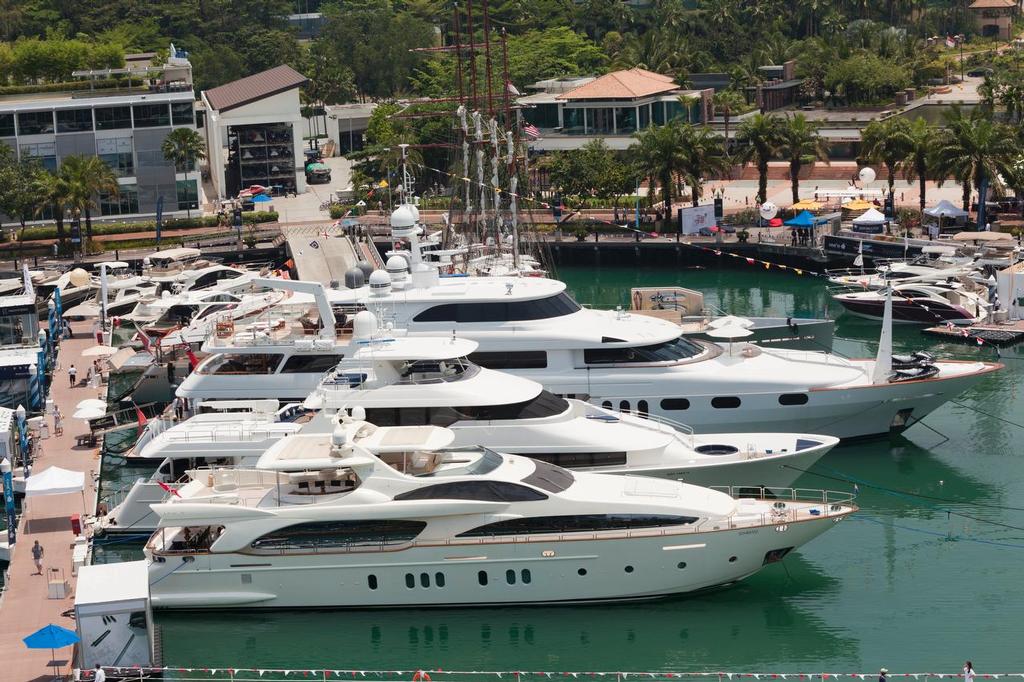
[0, 322, 103, 681]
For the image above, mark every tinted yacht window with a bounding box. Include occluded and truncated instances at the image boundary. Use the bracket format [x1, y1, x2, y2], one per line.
[250, 519, 425, 550]
[521, 460, 574, 493]
[364, 390, 568, 427]
[413, 293, 581, 323]
[395, 481, 548, 502]
[457, 514, 699, 537]
[584, 337, 704, 364]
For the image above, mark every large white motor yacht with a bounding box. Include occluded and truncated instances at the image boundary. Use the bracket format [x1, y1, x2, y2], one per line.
[144, 419, 856, 609]
[176, 262, 1000, 439]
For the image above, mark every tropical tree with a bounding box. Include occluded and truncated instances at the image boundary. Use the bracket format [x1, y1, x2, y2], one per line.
[860, 117, 912, 197]
[161, 128, 207, 218]
[0, 154, 41, 236]
[32, 170, 71, 245]
[630, 122, 684, 215]
[778, 113, 829, 204]
[932, 107, 1021, 215]
[734, 113, 783, 204]
[676, 124, 730, 206]
[712, 89, 746, 154]
[59, 155, 120, 241]
[899, 117, 939, 215]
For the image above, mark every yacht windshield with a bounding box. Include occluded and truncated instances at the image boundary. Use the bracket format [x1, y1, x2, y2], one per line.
[395, 357, 479, 384]
[412, 292, 581, 323]
[583, 336, 704, 364]
[195, 353, 283, 375]
[522, 459, 574, 493]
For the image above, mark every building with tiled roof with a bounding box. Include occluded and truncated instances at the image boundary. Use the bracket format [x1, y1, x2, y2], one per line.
[201, 65, 310, 199]
[517, 69, 712, 151]
[968, 0, 1018, 39]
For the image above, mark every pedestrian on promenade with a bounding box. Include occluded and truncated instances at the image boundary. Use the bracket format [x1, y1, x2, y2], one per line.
[964, 662, 975, 682]
[53, 406, 63, 436]
[31, 540, 44, 574]
[68, 364, 77, 387]
[879, 668, 887, 682]
[93, 664, 107, 682]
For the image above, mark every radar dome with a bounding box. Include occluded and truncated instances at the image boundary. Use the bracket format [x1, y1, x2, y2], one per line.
[356, 261, 374, 279]
[390, 204, 417, 229]
[386, 255, 409, 274]
[368, 269, 392, 296]
[349, 405, 367, 421]
[68, 268, 90, 288]
[344, 267, 365, 289]
[352, 310, 379, 339]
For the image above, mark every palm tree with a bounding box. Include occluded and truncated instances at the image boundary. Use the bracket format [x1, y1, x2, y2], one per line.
[932, 107, 1021, 216]
[778, 114, 829, 204]
[59, 155, 120, 241]
[32, 170, 70, 245]
[712, 89, 746, 154]
[630, 122, 684, 215]
[677, 124, 730, 206]
[734, 113, 783, 204]
[899, 117, 939, 215]
[161, 128, 207, 218]
[860, 117, 912, 197]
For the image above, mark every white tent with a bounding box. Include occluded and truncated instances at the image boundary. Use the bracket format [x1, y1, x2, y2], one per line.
[24, 466, 85, 497]
[924, 200, 968, 219]
[852, 208, 887, 225]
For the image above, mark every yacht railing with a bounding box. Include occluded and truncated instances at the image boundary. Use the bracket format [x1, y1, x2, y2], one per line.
[157, 424, 289, 445]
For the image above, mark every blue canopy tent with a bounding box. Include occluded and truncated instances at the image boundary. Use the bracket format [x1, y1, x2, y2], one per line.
[251, 193, 272, 203]
[784, 210, 817, 227]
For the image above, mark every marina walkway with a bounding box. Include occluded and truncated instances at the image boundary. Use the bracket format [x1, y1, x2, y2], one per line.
[282, 225, 360, 283]
[0, 322, 101, 682]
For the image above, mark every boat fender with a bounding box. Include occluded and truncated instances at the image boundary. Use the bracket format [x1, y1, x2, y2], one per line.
[413, 671, 432, 682]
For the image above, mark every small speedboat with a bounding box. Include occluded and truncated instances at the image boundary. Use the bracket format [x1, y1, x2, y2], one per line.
[832, 282, 990, 325]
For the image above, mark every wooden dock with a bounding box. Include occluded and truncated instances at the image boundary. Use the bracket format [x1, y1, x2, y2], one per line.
[0, 322, 103, 682]
[922, 319, 1024, 346]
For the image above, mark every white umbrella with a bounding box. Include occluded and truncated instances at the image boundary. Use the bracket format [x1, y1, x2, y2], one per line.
[72, 406, 105, 421]
[707, 324, 754, 356]
[707, 315, 755, 330]
[81, 344, 118, 358]
[75, 398, 106, 412]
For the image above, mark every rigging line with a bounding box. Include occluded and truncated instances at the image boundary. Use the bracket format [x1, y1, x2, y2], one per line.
[948, 399, 1024, 431]
[852, 514, 1024, 550]
[782, 464, 1024, 512]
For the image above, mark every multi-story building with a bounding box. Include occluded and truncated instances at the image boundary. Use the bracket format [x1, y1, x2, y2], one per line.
[0, 45, 199, 225]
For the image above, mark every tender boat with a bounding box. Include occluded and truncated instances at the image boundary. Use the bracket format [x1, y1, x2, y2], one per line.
[833, 282, 991, 324]
[144, 419, 856, 609]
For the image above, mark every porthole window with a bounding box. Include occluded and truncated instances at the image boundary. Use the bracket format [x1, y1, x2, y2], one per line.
[405, 573, 415, 589]
[478, 570, 488, 586]
[601, 400, 612, 409]
[521, 569, 532, 584]
[577, 568, 587, 576]
[711, 396, 741, 409]
[624, 565, 634, 573]
[420, 572, 431, 588]
[637, 400, 648, 417]
[660, 398, 690, 410]
[677, 562, 687, 569]
[619, 400, 630, 412]
[778, 393, 809, 406]
[368, 575, 378, 590]
[506, 569, 517, 585]
[435, 572, 446, 588]
[728, 556, 738, 563]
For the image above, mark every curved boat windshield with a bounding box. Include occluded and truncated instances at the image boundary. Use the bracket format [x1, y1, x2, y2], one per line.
[412, 292, 581, 323]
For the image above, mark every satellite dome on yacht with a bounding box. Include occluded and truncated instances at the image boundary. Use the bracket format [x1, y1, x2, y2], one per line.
[368, 270, 392, 297]
[386, 255, 410, 283]
[344, 267, 365, 289]
[352, 310, 379, 339]
[390, 204, 418, 238]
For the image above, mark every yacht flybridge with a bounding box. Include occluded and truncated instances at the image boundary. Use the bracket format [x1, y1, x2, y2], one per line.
[144, 419, 856, 609]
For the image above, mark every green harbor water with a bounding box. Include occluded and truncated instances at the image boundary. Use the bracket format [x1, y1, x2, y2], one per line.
[141, 265, 1022, 673]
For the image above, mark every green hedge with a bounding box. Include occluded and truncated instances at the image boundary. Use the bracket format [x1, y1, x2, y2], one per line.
[8, 212, 278, 242]
[0, 78, 141, 96]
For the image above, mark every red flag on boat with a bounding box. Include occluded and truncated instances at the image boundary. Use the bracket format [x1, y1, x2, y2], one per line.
[157, 480, 181, 497]
[186, 347, 200, 370]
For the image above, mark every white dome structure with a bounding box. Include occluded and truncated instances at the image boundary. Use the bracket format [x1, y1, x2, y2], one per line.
[368, 269, 392, 297]
[351, 310, 379, 339]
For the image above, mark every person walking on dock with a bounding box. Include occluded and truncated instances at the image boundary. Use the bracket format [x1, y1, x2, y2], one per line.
[879, 668, 888, 682]
[68, 364, 77, 387]
[964, 662, 975, 682]
[93, 664, 107, 682]
[31, 540, 44, 575]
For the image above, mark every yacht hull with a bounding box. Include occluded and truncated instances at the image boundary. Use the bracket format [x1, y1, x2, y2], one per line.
[148, 511, 851, 609]
[834, 297, 978, 324]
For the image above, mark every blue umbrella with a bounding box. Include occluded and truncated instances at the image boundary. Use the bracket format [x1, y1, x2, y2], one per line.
[23, 624, 79, 678]
[251, 193, 272, 203]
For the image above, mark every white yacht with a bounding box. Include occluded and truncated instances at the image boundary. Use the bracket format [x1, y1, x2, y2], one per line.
[834, 281, 991, 325]
[99, 401, 308, 534]
[144, 419, 856, 609]
[302, 332, 838, 487]
[62, 262, 156, 320]
[177, 259, 1000, 438]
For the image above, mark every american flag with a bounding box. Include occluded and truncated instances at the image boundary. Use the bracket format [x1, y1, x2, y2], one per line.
[522, 123, 541, 140]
